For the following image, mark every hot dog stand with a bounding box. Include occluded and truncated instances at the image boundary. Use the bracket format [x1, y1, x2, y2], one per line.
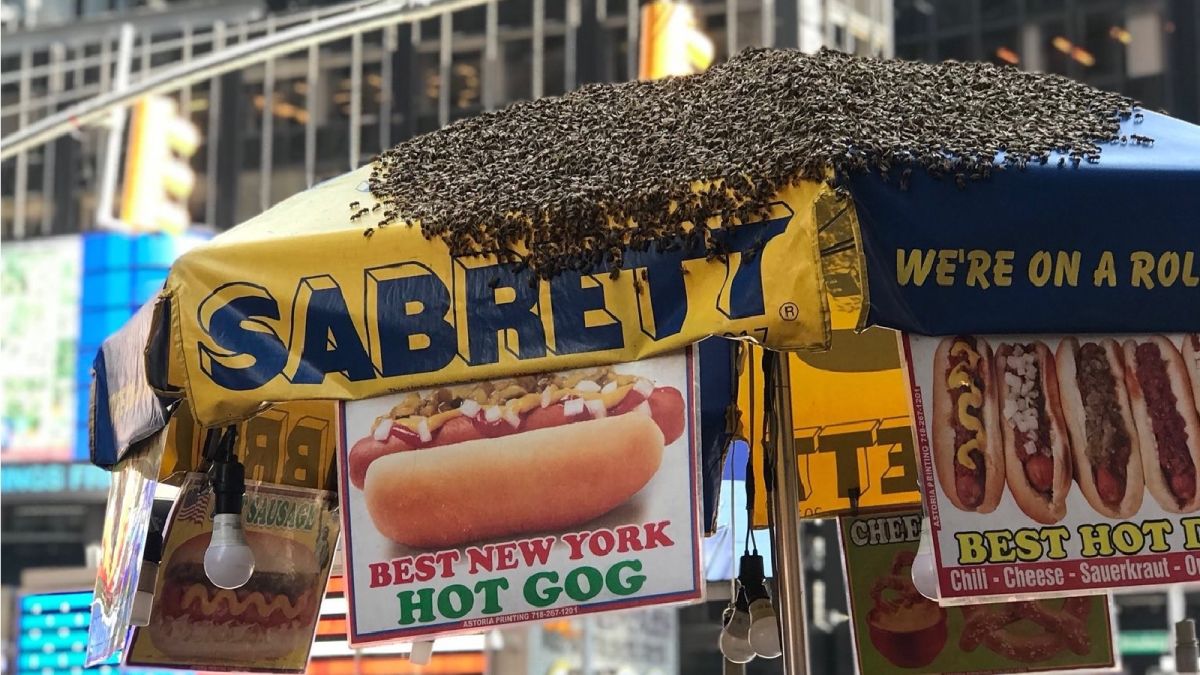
[82, 48, 1200, 674]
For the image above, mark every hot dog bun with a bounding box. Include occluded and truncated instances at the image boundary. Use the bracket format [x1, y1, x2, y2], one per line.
[932, 336, 1004, 513]
[1124, 336, 1200, 513]
[995, 342, 1071, 524]
[363, 412, 665, 548]
[147, 531, 321, 662]
[1056, 338, 1143, 519]
[1184, 334, 1200, 414]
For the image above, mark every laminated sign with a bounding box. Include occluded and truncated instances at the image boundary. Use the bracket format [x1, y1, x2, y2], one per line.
[840, 508, 1115, 674]
[904, 332, 1200, 600]
[338, 350, 704, 645]
[125, 474, 340, 672]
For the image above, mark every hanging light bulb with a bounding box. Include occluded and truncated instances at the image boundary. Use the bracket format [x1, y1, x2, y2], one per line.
[912, 516, 940, 601]
[719, 590, 756, 664]
[738, 553, 782, 659]
[748, 594, 782, 658]
[204, 428, 255, 589]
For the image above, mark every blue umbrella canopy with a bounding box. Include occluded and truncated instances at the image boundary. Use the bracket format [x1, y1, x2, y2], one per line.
[853, 110, 1200, 336]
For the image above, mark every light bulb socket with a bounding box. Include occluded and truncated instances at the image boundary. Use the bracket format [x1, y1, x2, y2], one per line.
[738, 554, 770, 603]
[738, 553, 765, 585]
[210, 458, 246, 516]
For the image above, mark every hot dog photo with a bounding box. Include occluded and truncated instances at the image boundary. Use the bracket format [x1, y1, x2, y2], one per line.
[907, 332, 1200, 600]
[338, 349, 704, 645]
[125, 476, 340, 672]
[928, 334, 1200, 523]
[346, 362, 686, 549]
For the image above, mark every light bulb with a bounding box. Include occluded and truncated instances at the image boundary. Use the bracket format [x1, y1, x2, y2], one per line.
[747, 598, 782, 658]
[204, 513, 255, 589]
[720, 608, 755, 663]
[911, 516, 940, 601]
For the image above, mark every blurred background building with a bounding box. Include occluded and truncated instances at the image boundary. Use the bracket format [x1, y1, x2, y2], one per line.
[0, 0, 1196, 673]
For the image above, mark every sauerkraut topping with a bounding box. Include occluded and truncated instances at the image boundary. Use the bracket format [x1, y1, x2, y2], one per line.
[1075, 342, 1131, 505]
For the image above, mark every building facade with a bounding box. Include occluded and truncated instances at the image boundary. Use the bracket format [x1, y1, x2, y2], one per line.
[1, 2, 890, 673]
[894, 0, 1199, 123]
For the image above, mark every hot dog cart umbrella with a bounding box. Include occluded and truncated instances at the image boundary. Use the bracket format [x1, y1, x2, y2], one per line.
[85, 48, 1200, 674]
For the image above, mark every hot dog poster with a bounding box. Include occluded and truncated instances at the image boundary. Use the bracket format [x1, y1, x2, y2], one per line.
[840, 508, 1115, 674]
[337, 349, 703, 645]
[125, 473, 340, 672]
[903, 332, 1200, 601]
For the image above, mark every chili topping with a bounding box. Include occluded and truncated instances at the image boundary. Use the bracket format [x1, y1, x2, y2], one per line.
[1001, 344, 1054, 496]
[1075, 342, 1132, 506]
[1134, 342, 1195, 506]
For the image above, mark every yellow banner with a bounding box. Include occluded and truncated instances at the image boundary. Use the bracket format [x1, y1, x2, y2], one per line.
[158, 167, 832, 426]
[744, 193, 921, 524]
[159, 399, 338, 492]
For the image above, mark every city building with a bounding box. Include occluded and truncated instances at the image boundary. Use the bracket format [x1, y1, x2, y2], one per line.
[1, 2, 890, 673]
[894, 0, 1198, 123]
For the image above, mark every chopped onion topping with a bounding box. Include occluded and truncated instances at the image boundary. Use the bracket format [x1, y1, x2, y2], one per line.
[633, 401, 652, 417]
[575, 380, 601, 393]
[484, 405, 502, 423]
[541, 388, 554, 408]
[417, 417, 432, 443]
[585, 399, 607, 419]
[633, 378, 655, 398]
[503, 408, 522, 429]
[373, 423, 392, 442]
[601, 381, 618, 394]
[459, 399, 481, 417]
[563, 398, 586, 417]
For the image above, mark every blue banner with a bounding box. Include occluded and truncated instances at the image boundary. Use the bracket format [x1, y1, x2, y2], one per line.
[856, 111, 1200, 336]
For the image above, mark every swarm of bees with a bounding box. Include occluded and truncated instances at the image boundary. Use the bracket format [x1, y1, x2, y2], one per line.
[354, 47, 1144, 277]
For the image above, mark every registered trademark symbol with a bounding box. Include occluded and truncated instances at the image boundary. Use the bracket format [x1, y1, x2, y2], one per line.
[779, 302, 799, 321]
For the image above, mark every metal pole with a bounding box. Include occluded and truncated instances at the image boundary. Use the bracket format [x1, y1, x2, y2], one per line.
[41, 42, 66, 235]
[438, 10, 451, 128]
[14, 46, 32, 238]
[532, 0, 544, 99]
[350, 29, 363, 168]
[261, 14, 276, 212]
[204, 21, 226, 227]
[304, 10, 319, 188]
[768, 351, 809, 675]
[94, 24, 135, 231]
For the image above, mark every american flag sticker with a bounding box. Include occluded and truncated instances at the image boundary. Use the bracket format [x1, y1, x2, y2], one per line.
[177, 486, 211, 524]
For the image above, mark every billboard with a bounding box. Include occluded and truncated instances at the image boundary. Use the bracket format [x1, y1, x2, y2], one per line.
[1, 236, 82, 462]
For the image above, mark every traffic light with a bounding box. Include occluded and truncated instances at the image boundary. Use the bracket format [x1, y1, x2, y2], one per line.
[638, 0, 715, 81]
[120, 95, 200, 235]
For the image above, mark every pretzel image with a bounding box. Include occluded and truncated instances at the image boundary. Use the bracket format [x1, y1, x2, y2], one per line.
[869, 551, 926, 615]
[866, 551, 948, 668]
[959, 596, 1093, 663]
